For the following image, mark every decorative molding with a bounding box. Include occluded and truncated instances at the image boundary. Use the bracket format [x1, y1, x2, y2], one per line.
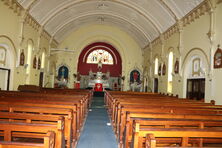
[2, 0, 23, 16]
[0, 35, 18, 57]
[24, 14, 41, 32]
[151, 0, 211, 46]
[218, 0, 222, 4]
[182, 1, 210, 27]
[163, 24, 178, 40]
[1, 0, 58, 45]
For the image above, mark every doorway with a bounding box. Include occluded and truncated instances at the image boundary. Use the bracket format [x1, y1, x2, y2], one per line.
[39, 72, 44, 87]
[0, 68, 10, 90]
[186, 78, 205, 101]
[154, 78, 158, 93]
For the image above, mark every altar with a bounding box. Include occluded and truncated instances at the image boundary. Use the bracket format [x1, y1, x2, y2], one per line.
[88, 72, 109, 90]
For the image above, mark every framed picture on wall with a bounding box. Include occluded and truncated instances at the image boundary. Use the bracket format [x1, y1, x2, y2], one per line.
[214, 45, 222, 69]
[19, 50, 25, 66]
[33, 56, 37, 69]
[162, 63, 166, 75]
[174, 59, 179, 74]
[158, 65, 161, 76]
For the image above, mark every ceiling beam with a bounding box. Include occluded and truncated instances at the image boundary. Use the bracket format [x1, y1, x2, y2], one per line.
[35, 0, 162, 34]
[157, 0, 179, 20]
[24, 0, 39, 11]
[51, 12, 151, 42]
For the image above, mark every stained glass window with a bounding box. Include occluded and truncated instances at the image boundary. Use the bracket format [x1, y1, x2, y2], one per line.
[87, 49, 113, 65]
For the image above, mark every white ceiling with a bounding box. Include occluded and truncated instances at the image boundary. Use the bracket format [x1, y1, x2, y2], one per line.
[17, 0, 204, 47]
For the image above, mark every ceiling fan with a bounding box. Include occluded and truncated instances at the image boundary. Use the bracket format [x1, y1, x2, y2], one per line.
[50, 47, 74, 54]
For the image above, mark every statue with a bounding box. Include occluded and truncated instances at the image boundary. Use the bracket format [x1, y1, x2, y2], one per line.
[77, 72, 81, 81]
[106, 71, 110, 80]
[97, 59, 102, 71]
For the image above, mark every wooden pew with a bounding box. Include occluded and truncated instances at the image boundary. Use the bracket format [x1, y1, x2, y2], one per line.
[0, 95, 84, 138]
[0, 89, 92, 147]
[122, 112, 222, 148]
[134, 128, 222, 148]
[114, 102, 222, 141]
[0, 104, 73, 147]
[105, 91, 222, 148]
[0, 91, 88, 125]
[0, 121, 64, 148]
[128, 119, 222, 148]
[116, 104, 222, 142]
[0, 88, 92, 148]
[0, 88, 92, 114]
[114, 103, 222, 135]
[0, 131, 55, 148]
[0, 112, 72, 148]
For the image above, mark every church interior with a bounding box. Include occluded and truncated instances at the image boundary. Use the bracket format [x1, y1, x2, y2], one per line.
[1, 0, 222, 147]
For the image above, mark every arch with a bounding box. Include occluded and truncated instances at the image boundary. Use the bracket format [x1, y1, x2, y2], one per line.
[181, 48, 209, 98]
[27, 39, 34, 51]
[77, 42, 122, 77]
[0, 35, 17, 58]
[0, 35, 17, 90]
[181, 48, 210, 74]
[86, 49, 114, 65]
[167, 47, 174, 54]
[128, 67, 143, 92]
[127, 66, 143, 82]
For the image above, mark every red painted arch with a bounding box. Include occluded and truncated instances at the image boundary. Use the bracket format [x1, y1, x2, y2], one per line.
[77, 42, 122, 77]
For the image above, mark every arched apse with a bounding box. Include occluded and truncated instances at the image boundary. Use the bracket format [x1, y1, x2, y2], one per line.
[77, 42, 122, 77]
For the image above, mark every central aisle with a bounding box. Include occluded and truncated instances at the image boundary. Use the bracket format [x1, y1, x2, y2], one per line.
[76, 95, 118, 148]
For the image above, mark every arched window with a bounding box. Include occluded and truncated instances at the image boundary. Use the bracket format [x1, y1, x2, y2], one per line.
[167, 52, 173, 93]
[26, 41, 33, 74]
[41, 52, 45, 69]
[86, 49, 113, 65]
[154, 58, 158, 75]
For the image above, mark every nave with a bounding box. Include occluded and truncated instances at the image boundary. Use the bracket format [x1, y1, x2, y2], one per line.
[77, 95, 118, 148]
[1, 86, 222, 148]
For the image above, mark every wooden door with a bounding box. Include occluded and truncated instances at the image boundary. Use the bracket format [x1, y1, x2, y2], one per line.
[0, 68, 10, 90]
[39, 72, 44, 87]
[154, 78, 158, 93]
[186, 78, 205, 101]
